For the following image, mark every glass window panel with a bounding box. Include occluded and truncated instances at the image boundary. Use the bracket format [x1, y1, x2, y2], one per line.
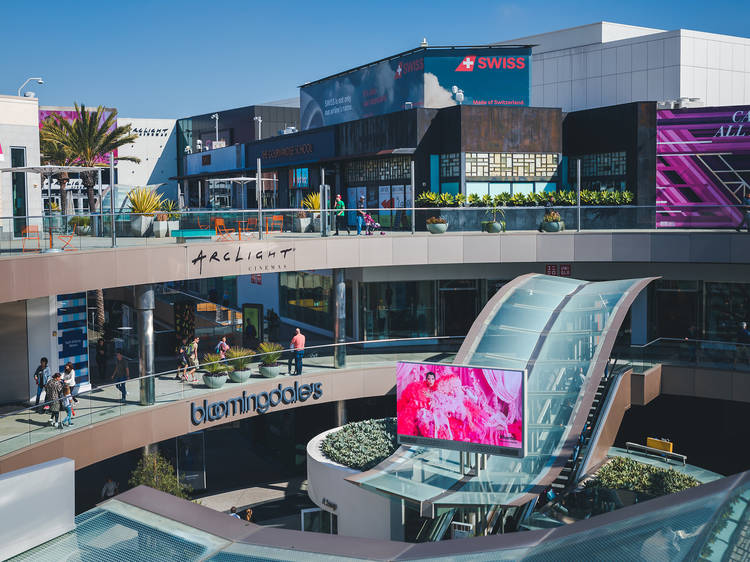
[512, 182, 534, 195]
[466, 182, 489, 197]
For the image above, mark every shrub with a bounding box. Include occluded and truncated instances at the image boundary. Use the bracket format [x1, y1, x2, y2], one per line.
[585, 457, 700, 497]
[321, 418, 398, 471]
[302, 192, 321, 211]
[256, 342, 283, 365]
[128, 186, 164, 215]
[226, 347, 253, 371]
[69, 215, 91, 227]
[426, 216, 447, 224]
[543, 210, 561, 223]
[129, 451, 191, 499]
[162, 200, 181, 220]
[201, 352, 231, 375]
[416, 191, 438, 207]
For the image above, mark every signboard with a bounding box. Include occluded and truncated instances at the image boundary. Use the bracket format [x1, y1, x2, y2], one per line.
[396, 361, 526, 457]
[657, 106, 750, 228]
[246, 128, 335, 167]
[545, 264, 558, 276]
[300, 47, 531, 130]
[56, 293, 89, 386]
[39, 108, 117, 164]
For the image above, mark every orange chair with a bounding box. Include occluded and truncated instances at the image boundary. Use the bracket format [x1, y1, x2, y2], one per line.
[197, 215, 211, 230]
[246, 217, 258, 230]
[215, 218, 236, 242]
[266, 215, 284, 234]
[21, 225, 41, 252]
[58, 232, 74, 251]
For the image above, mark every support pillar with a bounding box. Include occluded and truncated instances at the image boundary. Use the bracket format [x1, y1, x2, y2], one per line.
[334, 269, 346, 368]
[135, 284, 155, 406]
[335, 400, 347, 427]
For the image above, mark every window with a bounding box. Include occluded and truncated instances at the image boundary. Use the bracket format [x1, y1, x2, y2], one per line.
[289, 168, 309, 189]
[362, 281, 435, 340]
[466, 152, 559, 179]
[280, 271, 333, 330]
[345, 156, 410, 184]
[568, 151, 627, 191]
[11, 147, 27, 236]
[440, 153, 460, 177]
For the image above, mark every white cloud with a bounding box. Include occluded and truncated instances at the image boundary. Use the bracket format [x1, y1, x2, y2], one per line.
[423, 72, 457, 109]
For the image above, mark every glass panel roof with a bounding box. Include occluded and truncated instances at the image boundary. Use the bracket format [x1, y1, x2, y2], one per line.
[354, 275, 651, 507]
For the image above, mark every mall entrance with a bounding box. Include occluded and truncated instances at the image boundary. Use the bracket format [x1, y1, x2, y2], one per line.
[439, 281, 478, 337]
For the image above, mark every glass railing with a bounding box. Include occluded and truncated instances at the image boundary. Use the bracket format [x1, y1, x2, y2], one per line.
[613, 337, 750, 373]
[0, 336, 462, 458]
[0, 203, 744, 255]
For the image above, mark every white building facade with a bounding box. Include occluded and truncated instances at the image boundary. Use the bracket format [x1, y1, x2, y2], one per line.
[496, 22, 750, 112]
[117, 117, 178, 201]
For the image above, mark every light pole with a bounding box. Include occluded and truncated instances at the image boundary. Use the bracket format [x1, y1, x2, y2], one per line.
[210, 113, 219, 143]
[253, 115, 263, 139]
[17, 77, 43, 97]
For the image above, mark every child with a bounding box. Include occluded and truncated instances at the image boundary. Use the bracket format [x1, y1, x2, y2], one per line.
[62, 386, 74, 427]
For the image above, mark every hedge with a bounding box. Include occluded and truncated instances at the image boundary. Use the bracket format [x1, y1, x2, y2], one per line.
[415, 190, 634, 208]
[321, 417, 398, 471]
[585, 456, 700, 497]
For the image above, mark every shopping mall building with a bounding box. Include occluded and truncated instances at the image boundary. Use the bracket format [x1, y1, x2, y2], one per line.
[2, 21, 750, 560]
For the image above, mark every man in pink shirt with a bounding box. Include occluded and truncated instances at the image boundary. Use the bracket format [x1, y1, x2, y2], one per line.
[290, 328, 306, 376]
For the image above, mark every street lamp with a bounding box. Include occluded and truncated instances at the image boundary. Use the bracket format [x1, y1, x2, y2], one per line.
[18, 77, 43, 97]
[253, 115, 263, 139]
[210, 113, 219, 143]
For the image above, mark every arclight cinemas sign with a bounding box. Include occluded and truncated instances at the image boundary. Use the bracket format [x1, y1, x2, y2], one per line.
[190, 381, 323, 425]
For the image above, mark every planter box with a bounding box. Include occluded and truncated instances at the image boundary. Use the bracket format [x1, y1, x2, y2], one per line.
[426, 222, 448, 234]
[294, 217, 312, 233]
[130, 215, 154, 237]
[153, 220, 169, 238]
[259, 364, 280, 378]
[167, 220, 179, 235]
[481, 221, 505, 233]
[311, 215, 321, 232]
[76, 226, 91, 236]
[228, 369, 252, 383]
[202, 373, 228, 388]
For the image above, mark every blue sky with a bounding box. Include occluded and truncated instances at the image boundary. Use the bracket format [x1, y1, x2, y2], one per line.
[2, 0, 746, 118]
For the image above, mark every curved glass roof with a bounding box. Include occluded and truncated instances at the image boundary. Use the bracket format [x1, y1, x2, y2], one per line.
[350, 274, 654, 508]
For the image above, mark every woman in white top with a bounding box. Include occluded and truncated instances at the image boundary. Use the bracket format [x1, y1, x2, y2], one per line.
[62, 362, 78, 403]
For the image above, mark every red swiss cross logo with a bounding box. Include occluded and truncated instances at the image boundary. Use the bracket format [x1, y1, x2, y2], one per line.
[455, 56, 476, 72]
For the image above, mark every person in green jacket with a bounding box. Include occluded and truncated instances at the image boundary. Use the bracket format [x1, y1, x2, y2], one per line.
[333, 194, 349, 236]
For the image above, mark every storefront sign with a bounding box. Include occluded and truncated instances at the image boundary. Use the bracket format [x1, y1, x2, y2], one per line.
[190, 244, 295, 275]
[131, 127, 170, 137]
[190, 382, 323, 425]
[247, 129, 335, 167]
[545, 264, 558, 276]
[559, 264, 571, 277]
[545, 264, 571, 277]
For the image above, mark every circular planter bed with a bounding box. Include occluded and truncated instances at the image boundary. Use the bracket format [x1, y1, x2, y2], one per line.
[426, 222, 448, 234]
[202, 373, 228, 388]
[321, 418, 398, 471]
[228, 369, 252, 383]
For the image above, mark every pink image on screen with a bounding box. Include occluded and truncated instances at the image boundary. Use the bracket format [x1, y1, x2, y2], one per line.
[396, 362, 523, 450]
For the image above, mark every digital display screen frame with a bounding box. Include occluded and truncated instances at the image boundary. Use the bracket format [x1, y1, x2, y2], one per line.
[396, 361, 527, 458]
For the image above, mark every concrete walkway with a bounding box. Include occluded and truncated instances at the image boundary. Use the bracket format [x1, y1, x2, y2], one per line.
[197, 477, 308, 513]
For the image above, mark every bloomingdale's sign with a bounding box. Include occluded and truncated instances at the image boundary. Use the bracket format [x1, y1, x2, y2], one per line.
[190, 381, 323, 425]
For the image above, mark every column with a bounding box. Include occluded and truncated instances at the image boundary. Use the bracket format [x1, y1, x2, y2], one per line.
[334, 269, 346, 368]
[335, 400, 347, 427]
[135, 284, 155, 406]
[351, 279, 360, 342]
[630, 290, 648, 345]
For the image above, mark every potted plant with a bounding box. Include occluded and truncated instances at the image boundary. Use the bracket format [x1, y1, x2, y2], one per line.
[69, 215, 91, 235]
[127, 186, 164, 236]
[226, 347, 254, 382]
[257, 342, 284, 378]
[162, 200, 181, 235]
[541, 210, 564, 232]
[426, 216, 448, 234]
[481, 196, 506, 233]
[152, 212, 170, 238]
[293, 210, 311, 233]
[48, 201, 63, 233]
[200, 352, 231, 388]
[302, 193, 321, 232]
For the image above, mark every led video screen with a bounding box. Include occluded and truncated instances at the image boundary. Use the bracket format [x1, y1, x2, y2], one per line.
[396, 361, 526, 457]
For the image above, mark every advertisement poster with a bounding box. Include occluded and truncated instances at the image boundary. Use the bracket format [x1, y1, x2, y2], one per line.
[57, 293, 89, 387]
[657, 106, 750, 228]
[396, 361, 525, 456]
[39, 108, 118, 164]
[300, 47, 531, 130]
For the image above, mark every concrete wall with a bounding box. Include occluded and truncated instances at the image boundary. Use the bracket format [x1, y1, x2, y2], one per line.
[660, 364, 750, 403]
[117, 118, 178, 201]
[307, 427, 401, 540]
[0, 457, 74, 560]
[0, 300, 30, 403]
[25, 296, 58, 401]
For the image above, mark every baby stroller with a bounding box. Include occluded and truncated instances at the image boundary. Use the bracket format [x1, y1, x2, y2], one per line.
[363, 213, 383, 235]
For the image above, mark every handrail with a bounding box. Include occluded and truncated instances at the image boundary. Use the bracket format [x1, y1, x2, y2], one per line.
[1, 335, 462, 421]
[625, 441, 687, 466]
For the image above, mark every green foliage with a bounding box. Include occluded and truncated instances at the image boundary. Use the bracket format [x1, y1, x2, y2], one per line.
[201, 352, 231, 375]
[69, 215, 91, 227]
[302, 192, 321, 210]
[226, 347, 253, 371]
[416, 191, 438, 207]
[437, 193, 455, 207]
[128, 186, 164, 215]
[129, 451, 191, 499]
[467, 193, 481, 207]
[49, 201, 61, 212]
[161, 200, 181, 220]
[585, 457, 700, 496]
[321, 418, 398, 471]
[256, 342, 283, 365]
[543, 210, 562, 223]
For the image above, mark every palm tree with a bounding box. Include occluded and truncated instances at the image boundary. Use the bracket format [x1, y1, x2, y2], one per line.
[39, 116, 74, 216]
[41, 103, 141, 213]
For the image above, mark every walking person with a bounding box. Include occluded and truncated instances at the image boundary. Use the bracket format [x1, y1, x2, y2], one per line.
[229, 506, 241, 520]
[62, 362, 78, 403]
[356, 195, 366, 235]
[186, 336, 200, 382]
[33, 357, 51, 410]
[61, 387, 74, 427]
[176, 338, 189, 381]
[333, 194, 349, 236]
[215, 335, 230, 359]
[45, 372, 63, 428]
[101, 477, 119, 499]
[95, 338, 108, 384]
[736, 194, 750, 232]
[111, 352, 130, 403]
[290, 328, 306, 376]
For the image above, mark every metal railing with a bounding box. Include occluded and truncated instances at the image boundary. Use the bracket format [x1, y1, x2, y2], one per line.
[625, 441, 687, 466]
[0, 336, 462, 458]
[0, 202, 745, 255]
[614, 337, 750, 373]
